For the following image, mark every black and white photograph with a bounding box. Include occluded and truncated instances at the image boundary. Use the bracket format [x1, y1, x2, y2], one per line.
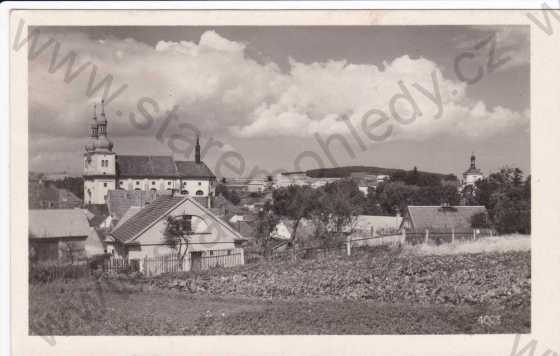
[25, 23, 532, 335]
[7, 6, 560, 356]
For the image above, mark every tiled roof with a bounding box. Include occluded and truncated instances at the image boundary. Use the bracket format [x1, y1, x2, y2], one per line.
[116, 155, 179, 178]
[111, 195, 185, 242]
[107, 189, 159, 220]
[406, 205, 487, 233]
[175, 161, 216, 179]
[113, 206, 142, 230]
[29, 209, 91, 239]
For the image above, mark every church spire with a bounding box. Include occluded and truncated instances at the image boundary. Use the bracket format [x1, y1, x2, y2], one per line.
[195, 134, 201, 163]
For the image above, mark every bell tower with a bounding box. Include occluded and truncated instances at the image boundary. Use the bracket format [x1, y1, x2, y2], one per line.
[83, 100, 116, 205]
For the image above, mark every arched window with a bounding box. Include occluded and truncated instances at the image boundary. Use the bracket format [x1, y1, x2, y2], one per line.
[196, 190, 204, 196]
[181, 190, 189, 195]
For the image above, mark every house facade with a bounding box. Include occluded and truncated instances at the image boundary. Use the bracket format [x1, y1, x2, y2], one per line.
[83, 101, 216, 206]
[109, 194, 247, 271]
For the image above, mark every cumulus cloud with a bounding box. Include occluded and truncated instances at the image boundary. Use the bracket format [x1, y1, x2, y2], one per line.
[28, 28, 529, 148]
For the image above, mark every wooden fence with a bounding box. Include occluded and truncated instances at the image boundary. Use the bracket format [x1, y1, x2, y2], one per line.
[141, 248, 245, 277]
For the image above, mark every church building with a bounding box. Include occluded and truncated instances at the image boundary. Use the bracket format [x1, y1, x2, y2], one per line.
[83, 101, 216, 206]
[461, 153, 484, 188]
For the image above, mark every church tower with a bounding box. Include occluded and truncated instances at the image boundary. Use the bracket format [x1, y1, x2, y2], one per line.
[83, 100, 116, 205]
[462, 152, 484, 188]
[195, 134, 201, 164]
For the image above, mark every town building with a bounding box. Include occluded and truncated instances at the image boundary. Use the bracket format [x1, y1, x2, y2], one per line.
[108, 194, 248, 271]
[29, 209, 104, 262]
[83, 101, 216, 206]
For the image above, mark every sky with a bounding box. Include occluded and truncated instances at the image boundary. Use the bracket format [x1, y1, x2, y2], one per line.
[28, 25, 530, 178]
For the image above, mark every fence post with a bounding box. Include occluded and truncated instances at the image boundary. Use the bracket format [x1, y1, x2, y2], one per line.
[451, 228, 455, 244]
[425, 229, 429, 244]
[346, 235, 351, 257]
[401, 229, 406, 245]
[472, 229, 476, 240]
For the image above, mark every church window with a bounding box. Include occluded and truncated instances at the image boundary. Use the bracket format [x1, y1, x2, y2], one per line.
[196, 190, 204, 196]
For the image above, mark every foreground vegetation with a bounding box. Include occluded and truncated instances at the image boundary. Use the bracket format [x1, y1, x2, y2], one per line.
[29, 245, 530, 335]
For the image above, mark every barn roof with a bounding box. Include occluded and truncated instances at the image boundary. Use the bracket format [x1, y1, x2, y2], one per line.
[404, 205, 487, 233]
[29, 209, 91, 239]
[116, 155, 179, 178]
[175, 161, 215, 179]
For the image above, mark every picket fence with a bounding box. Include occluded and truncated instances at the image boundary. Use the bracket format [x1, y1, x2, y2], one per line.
[140, 248, 245, 277]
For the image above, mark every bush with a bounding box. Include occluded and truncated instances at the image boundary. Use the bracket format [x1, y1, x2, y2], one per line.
[30, 262, 91, 284]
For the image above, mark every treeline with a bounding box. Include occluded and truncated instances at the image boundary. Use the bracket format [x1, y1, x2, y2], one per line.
[45, 177, 84, 200]
[464, 167, 531, 234]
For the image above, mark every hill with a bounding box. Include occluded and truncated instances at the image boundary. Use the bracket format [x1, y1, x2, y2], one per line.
[286, 165, 456, 181]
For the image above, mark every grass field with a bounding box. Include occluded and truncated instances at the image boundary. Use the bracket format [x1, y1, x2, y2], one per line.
[29, 242, 530, 335]
[29, 282, 528, 335]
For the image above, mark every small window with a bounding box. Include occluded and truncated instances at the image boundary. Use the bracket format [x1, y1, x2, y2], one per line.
[136, 181, 140, 185]
[198, 182, 201, 186]
[168, 181, 171, 185]
[181, 190, 189, 195]
[119, 181, 124, 185]
[209, 251, 214, 256]
[196, 190, 204, 196]
[103, 182, 107, 187]
[152, 181, 155, 185]
[227, 250, 232, 255]
[183, 182, 187, 186]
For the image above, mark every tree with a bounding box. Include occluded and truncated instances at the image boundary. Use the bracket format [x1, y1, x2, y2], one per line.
[472, 167, 531, 234]
[255, 200, 279, 256]
[163, 215, 193, 261]
[272, 185, 318, 249]
[215, 183, 241, 205]
[319, 180, 365, 238]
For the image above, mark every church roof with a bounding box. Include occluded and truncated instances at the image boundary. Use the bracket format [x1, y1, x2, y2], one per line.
[116, 155, 179, 178]
[115, 155, 216, 179]
[175, 161, 216, 179]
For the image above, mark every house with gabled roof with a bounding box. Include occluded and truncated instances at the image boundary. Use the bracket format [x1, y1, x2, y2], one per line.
[109, 193, 248, 270]
[400, 204, 488, 233]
